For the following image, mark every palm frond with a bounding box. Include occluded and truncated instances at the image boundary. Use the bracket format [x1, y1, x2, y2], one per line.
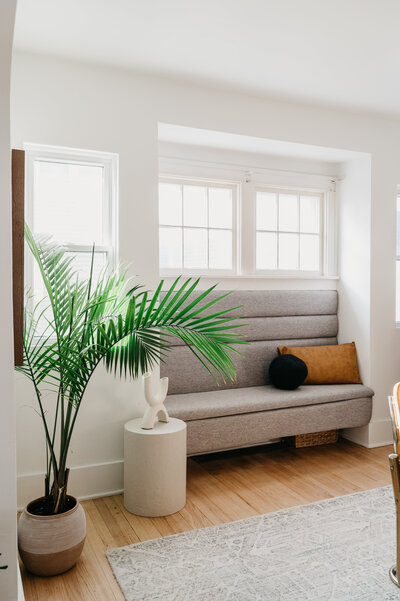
[19, 225, 246, 514]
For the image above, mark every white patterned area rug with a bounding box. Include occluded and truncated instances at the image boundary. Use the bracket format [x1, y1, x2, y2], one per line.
[107, 486, 400, 601]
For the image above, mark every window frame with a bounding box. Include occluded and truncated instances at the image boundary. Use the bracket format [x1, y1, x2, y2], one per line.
[158, 175, 239, 277]
[158, 163, 337, 280]
[253, 184, 325, 277]
[25, 143, 119, 292]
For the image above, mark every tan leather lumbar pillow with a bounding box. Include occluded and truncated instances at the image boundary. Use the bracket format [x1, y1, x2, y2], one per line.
[278, 342, 362, 385]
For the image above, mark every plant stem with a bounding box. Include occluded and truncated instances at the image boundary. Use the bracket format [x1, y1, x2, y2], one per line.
[24, 341, 58, 479]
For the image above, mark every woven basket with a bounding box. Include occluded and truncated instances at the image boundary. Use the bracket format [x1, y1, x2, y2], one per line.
[295, 429, 338, 448]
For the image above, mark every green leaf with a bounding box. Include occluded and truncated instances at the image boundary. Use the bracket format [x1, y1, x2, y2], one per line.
[19, 226, 246, 514]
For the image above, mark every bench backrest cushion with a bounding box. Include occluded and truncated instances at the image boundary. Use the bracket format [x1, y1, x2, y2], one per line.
[160, 289, 338, 395]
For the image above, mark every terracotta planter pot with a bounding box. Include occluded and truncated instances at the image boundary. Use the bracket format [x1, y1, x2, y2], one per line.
[18, 496, 86, 576]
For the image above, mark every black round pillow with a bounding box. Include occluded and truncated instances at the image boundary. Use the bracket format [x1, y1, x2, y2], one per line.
[269, 354, 308, 390]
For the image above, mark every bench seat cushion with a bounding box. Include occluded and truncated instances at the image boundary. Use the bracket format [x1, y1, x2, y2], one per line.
[165, 384, 374, 422]
[184, 397, 373, 455]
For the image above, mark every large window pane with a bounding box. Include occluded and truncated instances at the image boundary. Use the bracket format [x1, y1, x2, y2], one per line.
[65, 251, 108, 282]
[299, 234, 319, 271]
[209, 188, 232, 229]
[36, 250, 107, 300]
[300, 195, 320, 233]
[32, 260, 53, 337]
[159, 183, 182, 226]
[34, 160, 104, 244]
[159, 227, 182, 269]
[183, 185, 207, 227]
[279, 233, 298, 269]
[279, 194, 298, 232]
[209, 229, 232, 269]
[256, 192, 277, 231]
[256, 232, 277, 270]
[33, 251, 109, 337]
[184, 228, 208, 268]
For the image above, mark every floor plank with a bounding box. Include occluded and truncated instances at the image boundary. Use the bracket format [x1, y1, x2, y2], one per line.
[20, 439, 392, 600]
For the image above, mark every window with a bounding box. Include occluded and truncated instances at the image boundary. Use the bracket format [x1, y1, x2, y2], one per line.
[26, 144, 118, 299]
[158, 168, 334, 278]
[256, 188, 322, 273]
[159, 178, 237, 274]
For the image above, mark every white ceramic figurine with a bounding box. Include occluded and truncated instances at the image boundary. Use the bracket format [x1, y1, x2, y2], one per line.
[141, 372, 170, 429]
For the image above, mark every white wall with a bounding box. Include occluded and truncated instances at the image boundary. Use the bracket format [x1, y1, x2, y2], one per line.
[11, 51, 400, 506]
[0, 2, 18, 600]
[369, 151, 400, 444]
[337, 158, 372, 445]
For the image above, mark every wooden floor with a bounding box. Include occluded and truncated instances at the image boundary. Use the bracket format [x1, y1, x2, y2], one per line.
[21, 439, 392, 601]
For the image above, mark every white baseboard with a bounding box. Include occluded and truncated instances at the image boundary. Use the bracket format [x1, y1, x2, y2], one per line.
[17, 419, 394, 509]
[366, 440, 393, 448]
[17, 459, 124, 510]
[18, 564, 25, 601]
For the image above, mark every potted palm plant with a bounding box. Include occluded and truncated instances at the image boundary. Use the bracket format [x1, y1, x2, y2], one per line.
[16, 225, 243, 576]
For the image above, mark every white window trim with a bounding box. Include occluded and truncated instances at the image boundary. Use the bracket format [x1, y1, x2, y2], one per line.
[25, 143, 119, 291]
[159, 158, 337, 280]
[159, 175, 239, 277]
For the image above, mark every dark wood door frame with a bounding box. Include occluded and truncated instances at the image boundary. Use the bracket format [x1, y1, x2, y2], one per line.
[12, 149, 24, 366]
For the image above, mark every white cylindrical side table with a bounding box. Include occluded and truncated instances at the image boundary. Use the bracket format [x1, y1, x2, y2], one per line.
[124, 417, 187, 517]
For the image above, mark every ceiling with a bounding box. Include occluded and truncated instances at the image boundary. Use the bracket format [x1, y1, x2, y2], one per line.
[13, 0, 400, 117]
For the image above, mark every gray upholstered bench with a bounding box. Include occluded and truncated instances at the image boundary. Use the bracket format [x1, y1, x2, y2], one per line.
[162, 290, 373, 455]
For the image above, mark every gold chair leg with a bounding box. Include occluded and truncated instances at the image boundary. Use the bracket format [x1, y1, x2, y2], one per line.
[389, 453, 400, 587]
